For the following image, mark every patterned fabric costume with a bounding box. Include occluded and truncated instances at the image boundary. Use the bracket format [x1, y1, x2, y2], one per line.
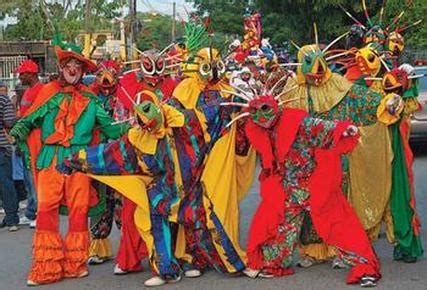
[281, 42, 400, 261]
[238, 92, 380, 284]
[112, 49, 180, 273]
[61, 87, 252, 279]
[86, 60, 128, 266]
[10, 46, 128, 284]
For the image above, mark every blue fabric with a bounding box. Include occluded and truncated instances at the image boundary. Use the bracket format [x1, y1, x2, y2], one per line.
[11, 147, 24, 180]
[0, 149, 19, 226]
[23, 168, 37, 220]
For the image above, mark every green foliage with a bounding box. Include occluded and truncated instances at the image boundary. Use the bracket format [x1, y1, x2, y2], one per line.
[3, 0, 125, 41]
[135, 13, 183, 51]
[187, 0, 426, 49]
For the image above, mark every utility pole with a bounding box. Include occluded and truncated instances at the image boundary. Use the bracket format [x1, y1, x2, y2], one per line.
[172, 1, 176, 41]
[83, 0, 92, 57]
[128, 0, 137, 61]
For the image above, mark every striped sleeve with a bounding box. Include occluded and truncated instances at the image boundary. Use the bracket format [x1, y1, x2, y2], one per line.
[0, 95, 16, 128]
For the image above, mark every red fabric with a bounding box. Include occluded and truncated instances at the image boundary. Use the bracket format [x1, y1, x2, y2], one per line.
[308, 121, 381, 284]
[18, 82, 44, 117]
[344, 65, 373, 87]
[117, 73, 179, 110]
[160, 77, 179, 100]
[15, 59, 39, 74]
[399, 118, 421, 235]
[116, 197, 148, 271]
[117, 72, 145, 110]
[245, 109, 307, 269]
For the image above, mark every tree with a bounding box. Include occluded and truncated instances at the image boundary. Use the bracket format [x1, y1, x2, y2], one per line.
[187, 0, 426, 49]
[135, 12, 184, 51]
[3, 0, 126, 41]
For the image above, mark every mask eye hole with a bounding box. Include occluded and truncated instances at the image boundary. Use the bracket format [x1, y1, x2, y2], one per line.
[305, 56, 312, 64]
[216, 60, 226, 74]
[367, 53, 375, 63]
[156, 58, 165, 74]
[199, 62, 212, 76]
[141, 57, 155, 75]
[261, 104, 270, 111]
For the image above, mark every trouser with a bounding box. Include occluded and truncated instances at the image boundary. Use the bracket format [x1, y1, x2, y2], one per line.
[89, 185, 122, 260]
[24, 167, 37, 220]
[28, 162, 91, 284]
[115, 197, 147, 271]
[0, 148, 19, 226]
[261, 197, 378, 280]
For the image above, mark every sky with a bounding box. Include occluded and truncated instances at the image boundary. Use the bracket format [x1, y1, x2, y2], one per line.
[139, 0, 195, 19]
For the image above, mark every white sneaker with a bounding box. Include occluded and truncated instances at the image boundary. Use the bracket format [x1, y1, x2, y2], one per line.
[88, 256, 106, 265]
[144, 276, 167, 287]
[144, 275, 182, 287]
[29, 220, 36, 229]
[8, 225, 19, 232]
[243, 268, 260, 278]
[258, 271, 275, 279]
[113, 264, 128, 275]
[184, 269, 202, 278]
[26, 279, 39, 287]
[19, 201, 27, 210]
[297, 257, 315, 268]
[19, 216, 32, 225]
[331, 257, 349, 269]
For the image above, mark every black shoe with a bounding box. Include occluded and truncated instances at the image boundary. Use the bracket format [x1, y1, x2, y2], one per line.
[0, 220, 7, 228]
[403, 256, 417, 263]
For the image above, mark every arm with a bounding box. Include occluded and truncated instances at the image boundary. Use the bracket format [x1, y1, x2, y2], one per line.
[9, 96, 52, 142]
[95, 103, 130, 139]
[1, 95, 16, 128]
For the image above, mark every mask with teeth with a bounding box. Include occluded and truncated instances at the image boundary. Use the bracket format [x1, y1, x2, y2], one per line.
[355, 44, 381, 77]
[297, 45, 331, 86]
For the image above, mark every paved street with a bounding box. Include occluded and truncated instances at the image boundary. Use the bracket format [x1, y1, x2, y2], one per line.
[1, 149, 426, 290]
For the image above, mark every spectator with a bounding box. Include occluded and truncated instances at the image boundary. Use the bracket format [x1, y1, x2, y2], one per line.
[14, 60, 43, 229]
[0, 81, 19, 232]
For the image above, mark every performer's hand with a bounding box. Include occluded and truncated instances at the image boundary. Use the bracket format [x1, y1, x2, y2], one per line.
[343, 125, 358, 137]
[4, 130, 16, 145]
[386, 94, 403, 115]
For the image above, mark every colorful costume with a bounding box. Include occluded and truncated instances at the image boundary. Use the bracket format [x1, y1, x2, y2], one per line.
[61, 86, 252, 281]
[86, 60, 130, 267]
[10, 43, 127, 285]
[281, 40, 401, 262]
[379, 66, 424, 261]
[232, 91, 380, 285]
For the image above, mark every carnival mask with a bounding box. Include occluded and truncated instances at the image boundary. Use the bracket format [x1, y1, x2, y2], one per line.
[134, 100, 164, 133]
[355, 44, 381, 77]
[248, 95, 279, 129]
[298, 45, 330, 86]
[382, 68, 409, 93]
[95, 60, 120, 96]
[364, 25, 386, 45]
[140, 50, 166, 87]
[387, 32, 405, 56]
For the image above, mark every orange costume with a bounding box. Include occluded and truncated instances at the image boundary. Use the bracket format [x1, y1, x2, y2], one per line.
[10, 45, 127, 285]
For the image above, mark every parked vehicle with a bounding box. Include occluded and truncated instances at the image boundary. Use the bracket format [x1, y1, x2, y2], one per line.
[410, 66, 427, 143]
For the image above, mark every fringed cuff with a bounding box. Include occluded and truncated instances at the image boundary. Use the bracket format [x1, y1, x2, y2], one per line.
[27, 231, 64, 284]
[89, 238, 112, 259]
[63, 231, 89, 278]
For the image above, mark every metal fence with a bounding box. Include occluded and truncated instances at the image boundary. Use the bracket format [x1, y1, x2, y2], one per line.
[0, 56, 28, 93]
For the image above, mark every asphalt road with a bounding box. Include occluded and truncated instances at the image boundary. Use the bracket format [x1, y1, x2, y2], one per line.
[1, 149, 426, 290]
